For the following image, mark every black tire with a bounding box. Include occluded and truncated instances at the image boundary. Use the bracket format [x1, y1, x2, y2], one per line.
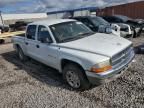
[17, 47, 28, 62]
[63, 63, 91, 90]
[134, 46, 141, 54]
[132, 30, 137, 38]
[0, 39, 5, 44]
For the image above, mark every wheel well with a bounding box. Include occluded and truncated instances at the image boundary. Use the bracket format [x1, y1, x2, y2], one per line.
[61, 59, 89, 82]
[61, 59, 84, 71]
[16, 44, 19, 47]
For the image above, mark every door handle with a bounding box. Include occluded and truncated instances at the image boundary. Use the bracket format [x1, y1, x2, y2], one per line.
[36, 45, 40, 48]
[25, 42, 28, 45]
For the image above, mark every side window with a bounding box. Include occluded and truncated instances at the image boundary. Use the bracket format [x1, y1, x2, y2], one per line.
[81, 18, 94, 28]
[37, 25, 52, 43]
[26, 25, 36, 40]
[106, 17, 113, 22]
[74, 18, 81, 22]
[114, 18, 122, 23]
[111, 17, 121, 23]
[103, 17, 114, 23]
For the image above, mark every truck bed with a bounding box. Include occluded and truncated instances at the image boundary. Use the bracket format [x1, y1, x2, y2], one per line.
[0, 31, 25, 44]
[16, 33, 25, 37]
[0, 31, 25, 39]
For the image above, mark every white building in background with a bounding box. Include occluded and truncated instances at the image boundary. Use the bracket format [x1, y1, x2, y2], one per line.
[0, 13, 48, 24]
[1, 13, 47, 20]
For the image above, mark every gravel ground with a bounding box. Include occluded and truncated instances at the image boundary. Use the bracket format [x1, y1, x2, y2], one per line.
[0, 34, 144, 108]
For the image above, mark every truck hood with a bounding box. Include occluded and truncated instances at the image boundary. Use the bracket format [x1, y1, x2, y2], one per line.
[58, 33, 132, 57]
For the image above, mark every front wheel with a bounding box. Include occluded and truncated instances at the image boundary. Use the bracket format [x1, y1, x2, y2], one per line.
[63, 63, 91, 90]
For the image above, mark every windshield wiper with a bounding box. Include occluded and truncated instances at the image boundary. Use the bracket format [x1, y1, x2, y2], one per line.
[60, 32, 95, 43]
[61, 36, 82, 43]
[78, 32, 95, 37]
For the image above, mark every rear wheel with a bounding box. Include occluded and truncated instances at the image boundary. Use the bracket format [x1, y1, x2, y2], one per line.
[134, 46, 141, 54]
[0, 39, 5, 44]
[63, 63, 91, 90]
[17, 47, 28, 61]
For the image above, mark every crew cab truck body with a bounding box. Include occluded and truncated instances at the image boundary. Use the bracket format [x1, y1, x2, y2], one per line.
[12, 19, 135, 90]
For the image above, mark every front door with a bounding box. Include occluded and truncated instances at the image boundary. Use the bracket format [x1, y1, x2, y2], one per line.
[35, 25, 59, 69]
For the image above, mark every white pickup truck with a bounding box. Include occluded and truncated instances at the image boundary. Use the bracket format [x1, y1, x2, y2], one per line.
[12, 19, 135, 90]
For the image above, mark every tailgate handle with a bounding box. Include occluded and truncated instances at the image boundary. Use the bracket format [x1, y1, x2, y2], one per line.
[36, 45, 40, 48]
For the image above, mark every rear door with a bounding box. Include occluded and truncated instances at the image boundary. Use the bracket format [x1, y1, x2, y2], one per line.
[25, 25, 38, 59]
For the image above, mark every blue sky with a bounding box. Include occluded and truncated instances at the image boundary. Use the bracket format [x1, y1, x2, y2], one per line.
[0, 0, 142, 13]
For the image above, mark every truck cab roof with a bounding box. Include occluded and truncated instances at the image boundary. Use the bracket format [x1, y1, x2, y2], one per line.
[29, 19, 76, 26]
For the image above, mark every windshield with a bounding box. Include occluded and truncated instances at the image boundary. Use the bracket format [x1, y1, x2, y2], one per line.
[50, 21, 94, 43]
[91, 17, 109, 26]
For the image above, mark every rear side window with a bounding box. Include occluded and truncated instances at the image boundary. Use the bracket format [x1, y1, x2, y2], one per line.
[26, 25, 36, 40]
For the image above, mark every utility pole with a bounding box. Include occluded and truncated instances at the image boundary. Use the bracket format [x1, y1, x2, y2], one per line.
[0, 11, 4, 29]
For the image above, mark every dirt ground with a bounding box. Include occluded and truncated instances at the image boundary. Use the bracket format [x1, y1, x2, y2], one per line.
[0, 34, 144, 108]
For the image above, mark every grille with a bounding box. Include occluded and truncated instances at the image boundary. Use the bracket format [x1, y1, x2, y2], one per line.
[111, 46, 132, 66]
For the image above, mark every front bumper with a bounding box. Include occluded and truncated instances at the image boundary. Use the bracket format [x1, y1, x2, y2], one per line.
[85, 50, 135, 85]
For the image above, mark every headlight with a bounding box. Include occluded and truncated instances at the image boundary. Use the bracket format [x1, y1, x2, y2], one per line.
[90, 60, 112, 73]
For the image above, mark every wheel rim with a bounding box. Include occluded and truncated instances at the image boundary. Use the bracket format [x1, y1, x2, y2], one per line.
[66, 71, 80, 89]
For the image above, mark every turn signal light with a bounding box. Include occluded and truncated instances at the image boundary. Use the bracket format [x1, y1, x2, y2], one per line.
[90, 65, 112, 73]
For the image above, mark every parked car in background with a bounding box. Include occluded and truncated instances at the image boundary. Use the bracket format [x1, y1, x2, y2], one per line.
[12, 19, 135, 90]
[0, 24, 9, 33]
[9, 21, 31, 31]
[135, 19, 144, 32]
[116, 23, 134, 38]
[71, 16, 120, 36]
[135, 19, 144, 24]
[101, 15, 143, 38]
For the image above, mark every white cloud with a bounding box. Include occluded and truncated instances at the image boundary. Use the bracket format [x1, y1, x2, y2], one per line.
[0, 0, 143, 13]
[36, 0, 143, 12]
[0, 0, 25, 7]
